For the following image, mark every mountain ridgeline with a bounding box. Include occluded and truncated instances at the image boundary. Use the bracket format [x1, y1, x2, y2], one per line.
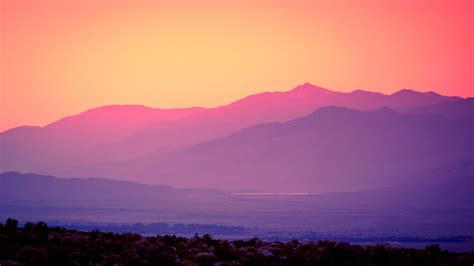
[1, 84, 474, 240]
[0, 83, 472, 194]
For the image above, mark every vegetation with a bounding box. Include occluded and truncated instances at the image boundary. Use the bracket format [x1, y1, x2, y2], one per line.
[0, 219, 473, 266]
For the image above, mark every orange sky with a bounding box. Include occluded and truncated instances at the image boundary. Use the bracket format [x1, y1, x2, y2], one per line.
[0, 0, 473, 132]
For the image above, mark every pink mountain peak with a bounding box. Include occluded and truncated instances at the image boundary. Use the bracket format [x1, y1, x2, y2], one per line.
[350, 89, 385, 96]
[390, 88, 443, 98]
[221, 83, 335, 113]
[290, 82, 333, 95]
[45, 105, 205, 129]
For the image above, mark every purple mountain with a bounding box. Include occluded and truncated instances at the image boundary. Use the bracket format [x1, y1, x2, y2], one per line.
[0, 105, 204, 173]
[408, 97, 474, 118]
[68, 106, 474, 192]
[0, 84, 462, 177]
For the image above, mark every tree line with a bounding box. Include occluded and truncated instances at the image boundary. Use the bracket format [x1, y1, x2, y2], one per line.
[0, 218, 473, 265]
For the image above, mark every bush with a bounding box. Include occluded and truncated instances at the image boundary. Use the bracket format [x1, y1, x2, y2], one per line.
[0, 218, 473, 265]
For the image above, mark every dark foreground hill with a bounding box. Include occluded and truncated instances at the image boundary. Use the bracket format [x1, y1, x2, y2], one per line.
[0, 219, 473, 266]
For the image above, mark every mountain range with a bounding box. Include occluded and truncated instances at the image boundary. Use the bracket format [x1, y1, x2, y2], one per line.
[0, 83, 472, 193]
[67, 106, 473, 192]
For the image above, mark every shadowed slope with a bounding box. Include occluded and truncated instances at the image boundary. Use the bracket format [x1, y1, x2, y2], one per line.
[0, 106, 204, 173]
[0, 84, 463, 176]
[88, 84, 457, 162]
[73, 107, 473, 192]
[408, 98, 474, 119]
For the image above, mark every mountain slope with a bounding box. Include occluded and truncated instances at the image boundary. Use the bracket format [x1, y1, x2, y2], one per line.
[408, 97, 474, 119]
[72, 107, 474, 192]
[86, 84, 458, 162]
[0, 84, 462, 176]
[0, 171, 177, 201]
[0, 106, 205, 173]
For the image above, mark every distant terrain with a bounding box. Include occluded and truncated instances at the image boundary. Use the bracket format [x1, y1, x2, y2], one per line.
[1, 172, 473, 252]
[1, 84, 473, 252]
[1, 84, 471, 189]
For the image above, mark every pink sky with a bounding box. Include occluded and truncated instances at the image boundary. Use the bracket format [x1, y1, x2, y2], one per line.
[0, 0, 473, 132]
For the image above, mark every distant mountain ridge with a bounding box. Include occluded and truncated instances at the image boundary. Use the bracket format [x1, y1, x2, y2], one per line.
[1, 85, 472, 240]
[0, 171, 175, 201]
[0, 83, 474, 191]
[2, 171, 472, 210]
[0, 105, 205, 173]
[409, 97, 474, 118]
[0, 171, 225, 203]
[1, 171, 473, 235]
[66, 106, 473, 192]
[1, 83, 467, 178]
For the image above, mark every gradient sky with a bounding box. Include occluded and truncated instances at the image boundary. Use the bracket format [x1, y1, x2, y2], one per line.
[0, 0, 473, 132]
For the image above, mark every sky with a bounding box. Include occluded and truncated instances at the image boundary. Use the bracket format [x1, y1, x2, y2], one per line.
[0, 0, 473, 132]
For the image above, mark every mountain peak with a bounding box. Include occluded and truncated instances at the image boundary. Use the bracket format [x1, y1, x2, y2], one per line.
[309, 105, 355, 117]
[290, 83, 333, 94]
[391, 89, 447, 102]
[391, 88, 420, 97]
[351, 89, 384, 96]
[424, 91, 442, 97]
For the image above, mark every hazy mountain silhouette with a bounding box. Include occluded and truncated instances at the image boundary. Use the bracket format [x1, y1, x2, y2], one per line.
[408, 97, 474, 119]
[70, 107, 473, 192]
[0, 105, 204, 173]
[2, 170, 472, 210]
[84, 84, 459, 163]
[0, 84, 463, 176]
[2, 171, 472, 236]
[0, 171, 224, 202]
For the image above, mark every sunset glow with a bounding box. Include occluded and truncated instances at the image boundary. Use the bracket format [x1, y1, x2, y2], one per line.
[1, 0, 472, 131]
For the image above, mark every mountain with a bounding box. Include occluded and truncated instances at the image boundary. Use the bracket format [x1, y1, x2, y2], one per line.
[0, 171, 176, 201]
[0, 84, 463, 176]
[69, 106, 474, 192]
[0, 171, 224, 203]
[0, 105, 205, 173]
[84, 85, 459, 163]
[408, 97, 474, 119]
[2, 172, 472, 236]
